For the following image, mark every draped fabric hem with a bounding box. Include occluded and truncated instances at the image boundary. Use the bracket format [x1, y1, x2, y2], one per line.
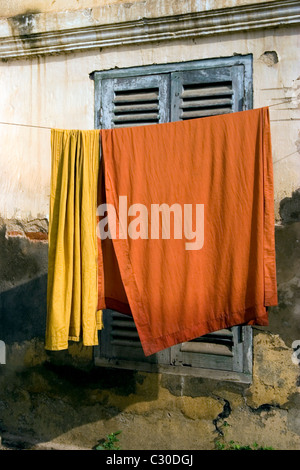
[139, 304, 268, 357]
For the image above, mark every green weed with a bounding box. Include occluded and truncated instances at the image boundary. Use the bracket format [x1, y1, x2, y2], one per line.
[95, 430, 122, 450]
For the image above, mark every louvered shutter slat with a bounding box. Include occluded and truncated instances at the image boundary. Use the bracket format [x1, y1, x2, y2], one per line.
[181, 108, 231, 119]
[180, 97, 233, 109]
[180, 85, 233, 98]
[114, 122, 158, 128]
[180, 342, 233, 357]
[111, 329, 140, 339]
[111, 340, 141, 347]
[113, 113, 159, 123]
[205, 329, 233, 338]
[114, 91, 159, 102]
[113, 103, 158, 112]
[111, 319, 137, 329]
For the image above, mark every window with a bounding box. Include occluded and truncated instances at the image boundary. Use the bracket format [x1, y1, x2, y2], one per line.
[93, 55, 253, 383]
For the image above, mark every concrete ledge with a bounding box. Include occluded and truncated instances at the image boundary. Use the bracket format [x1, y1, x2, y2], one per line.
[0, 0, 299, 60]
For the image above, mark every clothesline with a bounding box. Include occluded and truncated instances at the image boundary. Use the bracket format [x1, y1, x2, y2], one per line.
[0, 121, 52, 130]
[0, 99, 297, 130]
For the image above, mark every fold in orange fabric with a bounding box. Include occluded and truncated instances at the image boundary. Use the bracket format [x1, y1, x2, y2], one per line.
[97, 107, 278, 357]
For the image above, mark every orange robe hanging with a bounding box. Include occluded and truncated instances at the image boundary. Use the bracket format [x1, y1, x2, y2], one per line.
[97, 107, 278, 356]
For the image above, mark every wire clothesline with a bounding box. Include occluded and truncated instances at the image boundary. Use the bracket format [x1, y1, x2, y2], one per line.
[0, 121, 52, 130]
[0, 99, 297, 130]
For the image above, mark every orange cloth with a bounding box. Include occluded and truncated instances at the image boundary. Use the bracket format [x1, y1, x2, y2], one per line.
[97, 107, 278, 356]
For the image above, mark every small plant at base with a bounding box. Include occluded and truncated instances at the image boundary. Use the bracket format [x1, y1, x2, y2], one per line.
[95, 430, 122, 450]
[214, 421, 274, 450]
[215, 439, 274, 450]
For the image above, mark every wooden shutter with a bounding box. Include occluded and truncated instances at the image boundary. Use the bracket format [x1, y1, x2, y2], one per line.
[97, 310, 171, 369]
[95, 73, 172, 368]
[170, 326, 252, 374]
[170, 65, 245, 122]
[99, 74, 170, 129]
[168, 64, 249, 374]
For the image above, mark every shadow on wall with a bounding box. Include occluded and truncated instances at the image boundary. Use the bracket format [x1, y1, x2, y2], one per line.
[270, 189, 300, 346]
[279, 188, 300, 225]
[0, 220, 48, 343]
[0, 273, 47, 344]
[0, 220, 160, 447]
[0, 267, 161, 447]
[0, 187, 299, 448]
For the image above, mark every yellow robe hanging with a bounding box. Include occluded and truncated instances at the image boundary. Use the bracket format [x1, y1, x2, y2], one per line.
[45, 129, 102, 350]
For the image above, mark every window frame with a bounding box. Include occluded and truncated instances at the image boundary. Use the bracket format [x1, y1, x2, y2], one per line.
[92, 55, 253, 128]
[92, 54, 253, 384]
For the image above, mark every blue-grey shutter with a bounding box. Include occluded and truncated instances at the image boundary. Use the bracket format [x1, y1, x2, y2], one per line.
[170, 326, 252, 374]
[95, 73, 172, 368]
[98, 74, 170, 129]
[170, 64, 245, 122]
[169, 64, 250, 374]
[97, 310, 171, 368]
[94, 58, 252, 379]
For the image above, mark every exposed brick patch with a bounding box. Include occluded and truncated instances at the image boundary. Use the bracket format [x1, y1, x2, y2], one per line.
[4, 218, 48, 243]
[6, 230, 48, 242]
[25, 231, 48, 242]
[5, 231, 23, 238]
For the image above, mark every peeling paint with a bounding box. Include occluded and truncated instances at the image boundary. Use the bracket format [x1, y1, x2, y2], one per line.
[280, 189, 300, 224]
[259, 50, 279, 66]
[4, 218, 48, 243]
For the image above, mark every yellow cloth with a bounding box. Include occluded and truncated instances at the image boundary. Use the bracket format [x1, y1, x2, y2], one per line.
[45, 129, 102, 350]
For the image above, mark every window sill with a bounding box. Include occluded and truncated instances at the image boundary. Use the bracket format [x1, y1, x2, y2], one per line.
[94, 357, 252, 384]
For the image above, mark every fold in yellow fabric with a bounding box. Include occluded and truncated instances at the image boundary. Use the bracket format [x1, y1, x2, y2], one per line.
[45, 129, 102, 351]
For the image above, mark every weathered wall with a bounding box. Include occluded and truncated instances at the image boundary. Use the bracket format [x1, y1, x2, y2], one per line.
[0, 0, 299, 450]
[0, 27, 299, 220]
[0, 0, 284, 21]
